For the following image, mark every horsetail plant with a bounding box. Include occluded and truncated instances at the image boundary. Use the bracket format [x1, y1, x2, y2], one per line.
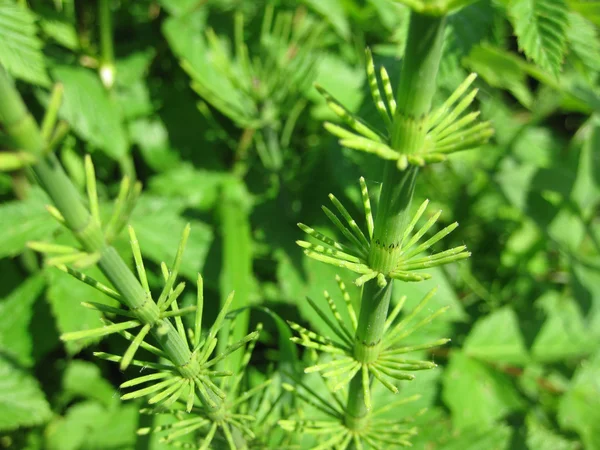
[285, 6, 493, 448]
[0, 64, 262, 449]
[180, 4, 325, 173]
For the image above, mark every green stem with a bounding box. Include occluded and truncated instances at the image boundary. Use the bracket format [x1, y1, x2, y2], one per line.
[98, 0, 115, 87]
[218, 179, 253, 371]
[0, 64, 229, 417]
[345, 282, 392, 427]
[345, 11, 447, 430]
[99, 0, 114, 65]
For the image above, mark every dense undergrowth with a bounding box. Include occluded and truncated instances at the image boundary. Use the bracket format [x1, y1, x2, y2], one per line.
[0, 0, 599, 449]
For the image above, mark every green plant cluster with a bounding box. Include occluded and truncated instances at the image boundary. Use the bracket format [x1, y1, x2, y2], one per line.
[0, 0, 599, 449]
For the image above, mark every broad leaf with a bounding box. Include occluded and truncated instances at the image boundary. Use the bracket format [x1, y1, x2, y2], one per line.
[527, 414, 579, 450]
[0, 187, 59, 258]
[411, 409, 513, 449]
[62, 361, 115, 407]
[558, 351, 600, 449]
[129, 118, 181, 173]
[464, 307, 529, 365]
[0, 275, 45, 367]
[464, 44, 534, 108]
[0, 355, 52, 431]
[0, 1, 50, 86]
[45, 401, 137, 450]
[531, 292, 597, 362]
[302, 0, 350, 39]
[443, 351, 524, 429]
[51, 66, 129, 160]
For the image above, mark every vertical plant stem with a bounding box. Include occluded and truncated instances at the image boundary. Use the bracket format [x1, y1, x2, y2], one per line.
[98, 0, 115, 88]
[344, 12, 447, 429]
[218, 178, 254, 371]
[99, 0, 114, 67]
[346, 281, 392, 426]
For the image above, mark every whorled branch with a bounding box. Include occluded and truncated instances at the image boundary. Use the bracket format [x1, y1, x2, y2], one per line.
[288, 276, 448, 411]
[297, 177, 470, 287]
[320, 49, 494, 170]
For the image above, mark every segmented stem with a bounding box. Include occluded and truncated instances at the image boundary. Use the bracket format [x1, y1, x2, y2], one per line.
[344, 12, 447, 431]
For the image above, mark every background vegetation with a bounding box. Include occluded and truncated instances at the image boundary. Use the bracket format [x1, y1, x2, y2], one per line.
[0, 0, 599, 448]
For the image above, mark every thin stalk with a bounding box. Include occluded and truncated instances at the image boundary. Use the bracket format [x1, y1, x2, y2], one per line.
[0, 65, 234, 428]
[345, 282, 392, 427]
[98, 0, 115, 88]
[345, 12, 447, 430]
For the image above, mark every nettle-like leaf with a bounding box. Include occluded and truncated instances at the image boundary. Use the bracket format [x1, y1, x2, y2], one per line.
[508, 0, 569, 76]
[50, 66, 129, 160]
[0, 275, 46, 367]
[0, 1, 50, 86]
[0, 355, 52, 431]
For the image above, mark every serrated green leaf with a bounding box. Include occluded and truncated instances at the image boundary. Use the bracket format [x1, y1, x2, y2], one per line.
[411, 408, 513, 449]
[442, 351, 525, 430]
[464, 307, 529, 365]
[114, 49, 155, 86]
[558, 351, 600, 449]
[0, 355, 52, 431]
[50, 65, 129, 160]
[0, 188, 59, 258]
[527, 414, 579, 450]
[62, 361, 115, 407]
[509, 0, 569, 75]
[0, 1, 50, 86]
[0, 275, 45, 367]
[531, 292, 597, 362]
[162, 11, 252, 124]
[45, 400, 138, 450]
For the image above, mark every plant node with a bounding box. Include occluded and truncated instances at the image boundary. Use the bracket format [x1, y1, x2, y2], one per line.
[297, 177, 470, 286]
[320, 49, 493, 171]
[288, 276, 449, 410]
